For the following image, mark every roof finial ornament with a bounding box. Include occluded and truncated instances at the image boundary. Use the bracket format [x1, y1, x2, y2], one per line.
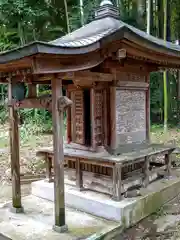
[100, 0, 113, 6]
[95, 0, 119, 20]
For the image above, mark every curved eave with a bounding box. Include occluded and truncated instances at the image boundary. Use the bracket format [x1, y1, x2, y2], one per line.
[0, 41, 100, 64]
[0, 26, 180, 67]
[99, 26, 180, 58]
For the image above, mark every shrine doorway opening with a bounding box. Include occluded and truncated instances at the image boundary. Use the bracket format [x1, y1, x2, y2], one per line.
[83, 89, 91, 146]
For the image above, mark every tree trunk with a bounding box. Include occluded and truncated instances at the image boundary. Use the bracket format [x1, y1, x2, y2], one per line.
[156, 0, 164, 38]
[64, 0, 70, 33]
[80, 0, 84, 26]
[137, 0, 146, 29]
[147, 0, 153, 34]
[18, 22, 25, 45]
[176, 40, 180, 127]
[163, 0, 171, 132]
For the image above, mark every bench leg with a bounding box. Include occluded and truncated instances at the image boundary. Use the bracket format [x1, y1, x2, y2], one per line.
[142, 156, 150, 187]
[112, 163, 122, 201]
[76, 159, 83, 191]
[45, 156, 53, 183]
[165, 153, 172, 177]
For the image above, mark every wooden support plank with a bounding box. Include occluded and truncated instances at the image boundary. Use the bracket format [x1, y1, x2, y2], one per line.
[8, 80, 23, 213]
[51, 77, 67, 232]
[66, 90, 71, 143]
[91, 88, 96, 150]
[103, 88, 108, 146]
[165, 153, 172, 177]
[112, 163, 122, 201]
[28, 83, 37, 98]
[8, 95, 72, 112]
[38, 71, 113, 82]
[8, 96, 52, 110]
[76, 159, 83, 190]
[146, 76, 150, 142]
[45, 156, 53, 182]
[110, 87, 117, 150]
[142, 156, 150, 187]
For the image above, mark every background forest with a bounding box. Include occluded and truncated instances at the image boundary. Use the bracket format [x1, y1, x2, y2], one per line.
[0, 0, 179, 132]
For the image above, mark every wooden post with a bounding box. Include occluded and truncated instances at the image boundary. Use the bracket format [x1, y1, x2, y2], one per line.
[8, 80, 23, 213]
[103, 88, 108, 147]
[110, 87, 117, 152]
[51, 77, 67, 233]
[143, 156, 150, 187]
[165, 153, 172, 177]
[90, 88, 96, 150]
[66, 90, 71, 143]
[112, 163, 122, 201]
[28, 83, 37, 98]
[146, 75, 150, 143]
[76, 158, 83, 190]
[45, 155, 53, 183]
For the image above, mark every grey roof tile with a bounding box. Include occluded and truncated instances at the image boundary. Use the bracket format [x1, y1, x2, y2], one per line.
[50, 16, 180, 53]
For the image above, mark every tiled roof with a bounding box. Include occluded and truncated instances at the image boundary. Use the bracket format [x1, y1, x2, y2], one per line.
[50, 17, 180, 53]
[0, 0, 180, 64]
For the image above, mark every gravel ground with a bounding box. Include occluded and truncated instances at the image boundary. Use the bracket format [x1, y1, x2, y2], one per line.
[0, 125, 180, 239]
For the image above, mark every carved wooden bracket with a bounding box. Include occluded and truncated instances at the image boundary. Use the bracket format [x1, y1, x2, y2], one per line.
[8, 95, 72, 112]
[8, 95, 52, 110]
[58, 96, 72, 111]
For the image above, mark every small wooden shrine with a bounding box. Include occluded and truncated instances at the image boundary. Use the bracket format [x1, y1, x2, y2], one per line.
[0, 0, 180, 233]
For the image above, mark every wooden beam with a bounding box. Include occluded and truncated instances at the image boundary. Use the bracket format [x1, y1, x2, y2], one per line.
[38, 71, 113, 83]
[8, 79, 23, 213]
[122, 41, 180, 68]
[8, 96, 52, 110]
[102, 59, 152, 74]
[90, 88, 96, 150]
[66, 90, 71, 143]
[51, 76, 67, 232]
[110, 87, 117, 150]
[146, 76, 151, 142]
[32, 53, 104, 74]
[116, 81, 149, 89]
[8, 95, 72, 112]
[28, 83, 37, 98]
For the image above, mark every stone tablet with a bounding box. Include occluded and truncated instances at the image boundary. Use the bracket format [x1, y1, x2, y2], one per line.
[116, 89, 146, 145]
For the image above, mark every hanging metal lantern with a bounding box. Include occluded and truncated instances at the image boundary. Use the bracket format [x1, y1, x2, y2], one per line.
[12, 82, 27, 101]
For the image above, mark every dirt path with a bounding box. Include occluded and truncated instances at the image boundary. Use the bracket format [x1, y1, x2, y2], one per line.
[0, 183, 31, 204]
[114, 194, 180, 240]
[0, 125, 180, 239]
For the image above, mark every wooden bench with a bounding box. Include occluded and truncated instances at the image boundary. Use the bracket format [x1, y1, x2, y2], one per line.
[166, 140, 180, 166]
[36, 143, 175, 201]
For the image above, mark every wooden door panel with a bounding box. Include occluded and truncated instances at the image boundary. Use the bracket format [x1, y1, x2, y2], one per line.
[71, 90, 85, 145]
[91, 88, 105, 148]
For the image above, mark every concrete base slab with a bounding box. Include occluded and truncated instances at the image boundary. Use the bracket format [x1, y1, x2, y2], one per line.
[0, 195, 117, 240]
[52, 224, 68, 233]
[32, 170, 180, 227]
[10, 206, 24, 214]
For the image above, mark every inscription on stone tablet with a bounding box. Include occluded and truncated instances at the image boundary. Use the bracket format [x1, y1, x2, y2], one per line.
[116, 89, 146, 144]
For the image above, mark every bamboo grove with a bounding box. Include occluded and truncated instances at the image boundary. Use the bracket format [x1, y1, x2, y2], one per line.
[0, 0, 179, 128]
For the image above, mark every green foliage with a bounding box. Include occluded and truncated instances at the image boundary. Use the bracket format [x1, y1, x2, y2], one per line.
[0, 0, 179, 130]
[171, 0, 180, 40]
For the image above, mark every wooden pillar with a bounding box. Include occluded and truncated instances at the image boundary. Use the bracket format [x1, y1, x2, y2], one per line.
[51, 77, 67, 233]
[103, 88, 108, 147]
[66, 90, 71, 143]
[110, 87, 117, 151]
[28, 83, 37, 98]
[76, 158, 83, 190]
[8, 80, 23, 213]
[90, 88, 96, 150]
[165, 153, 172, 177]
[142, 156, 150, 187]
[112, 163, 122, 201]
[146, 75, 150, 143]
